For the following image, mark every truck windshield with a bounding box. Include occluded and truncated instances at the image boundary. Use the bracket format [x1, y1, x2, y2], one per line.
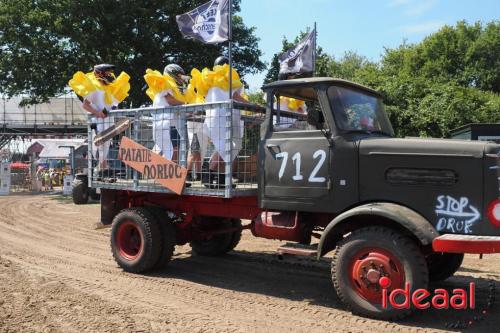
[328, 86, 393, 136]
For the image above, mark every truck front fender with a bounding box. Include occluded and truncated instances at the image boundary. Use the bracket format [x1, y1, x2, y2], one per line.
[317, 202, 439, 259]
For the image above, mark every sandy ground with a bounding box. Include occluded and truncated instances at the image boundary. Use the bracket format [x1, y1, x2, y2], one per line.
[0, 193, 499, 333]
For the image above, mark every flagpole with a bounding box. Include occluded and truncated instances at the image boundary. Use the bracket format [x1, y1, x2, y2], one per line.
[313, 22, 317, 77]
[226, 0, 233, 196]
[228, 0, 233, 102]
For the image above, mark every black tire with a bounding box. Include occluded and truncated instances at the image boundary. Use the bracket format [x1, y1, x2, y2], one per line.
[147, 207, 176, 269]
[89, 188, 101, 201]
[72, 179, 89, 205]
[110, 208, 162, 273]
[427, 252, 464, 282]
[226, 219, 242, 252]
[332, 226, 428, 320]
[190, 218, 242, 256]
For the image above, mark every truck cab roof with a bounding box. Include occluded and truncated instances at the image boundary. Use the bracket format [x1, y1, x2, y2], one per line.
[263, 77, 382, 100]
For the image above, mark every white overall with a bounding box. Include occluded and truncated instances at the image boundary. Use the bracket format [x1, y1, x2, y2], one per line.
[85, 90, 116, 165]
[151, 90, 186, 160]
[204, 87, 244, 163]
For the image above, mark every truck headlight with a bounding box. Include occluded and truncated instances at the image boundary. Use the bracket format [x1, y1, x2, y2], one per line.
[488, 199, 500, 227]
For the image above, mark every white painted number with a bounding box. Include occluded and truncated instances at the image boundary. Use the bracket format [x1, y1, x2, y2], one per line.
[275, 152, 288, 180]
[292, 152, 303, 181]
[274, 149, 327, 183]
[309, 150, 327, 183]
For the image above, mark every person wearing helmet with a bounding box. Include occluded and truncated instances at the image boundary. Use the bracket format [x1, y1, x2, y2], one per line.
[214, 56, 229, 66]
[195, 56, 248, 186]
[144, 64, 189, 161]
[69, 64, 130, 170]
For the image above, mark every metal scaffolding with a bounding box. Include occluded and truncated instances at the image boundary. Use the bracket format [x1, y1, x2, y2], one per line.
[0, 94, 88, 149]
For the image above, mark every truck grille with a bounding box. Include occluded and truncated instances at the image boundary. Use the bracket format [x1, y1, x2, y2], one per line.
[385, 168, 458, 186]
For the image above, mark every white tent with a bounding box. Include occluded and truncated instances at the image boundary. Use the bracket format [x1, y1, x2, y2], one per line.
[35, 139, 86, 159]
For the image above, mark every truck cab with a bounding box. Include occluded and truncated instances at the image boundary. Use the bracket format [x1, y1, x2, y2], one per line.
[260, 78, 500, 238]
[260, 78, 393, 213]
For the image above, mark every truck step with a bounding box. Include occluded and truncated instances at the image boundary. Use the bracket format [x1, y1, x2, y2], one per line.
[277, 243, 318, 257]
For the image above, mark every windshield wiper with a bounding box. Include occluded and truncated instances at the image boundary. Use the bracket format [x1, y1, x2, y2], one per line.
[346, 129, 392, 136]
[369, 130, 392, 136]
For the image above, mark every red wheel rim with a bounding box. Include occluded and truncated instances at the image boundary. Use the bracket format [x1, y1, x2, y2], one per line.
[348, 247, 405, 303]
[116, 220, 144, 260]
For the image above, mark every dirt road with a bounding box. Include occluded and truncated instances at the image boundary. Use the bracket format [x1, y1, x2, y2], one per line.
[0, 194, 499, 333]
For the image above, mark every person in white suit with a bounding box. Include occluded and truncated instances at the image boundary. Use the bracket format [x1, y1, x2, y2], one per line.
[203, 56, 247, 185]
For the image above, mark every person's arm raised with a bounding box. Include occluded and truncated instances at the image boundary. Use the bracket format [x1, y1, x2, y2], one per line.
[165, 94, 185, 106]
[232, 91, 249, 103]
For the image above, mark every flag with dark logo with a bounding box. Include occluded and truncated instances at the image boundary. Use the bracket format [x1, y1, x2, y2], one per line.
[176, 0, 229, 44]
[279, 29, 315, 75]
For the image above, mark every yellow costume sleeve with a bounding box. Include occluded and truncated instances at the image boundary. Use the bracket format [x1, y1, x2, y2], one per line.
[189, 68, 210, 98]
[287, 98, 305, 112]
[108, 72, 131, 103]
[184, 82, 205, 104]
[211, 64, 243, 91]
[68, 71, 98, 98]
[144, 69, 185, 103]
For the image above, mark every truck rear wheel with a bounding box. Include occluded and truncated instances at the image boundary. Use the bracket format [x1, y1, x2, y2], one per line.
[111, 208, 162, 273]
[332, 226, 428, 320]
[147, 207, 176, 269]
[72, 179, 89, 205]
[190, 218, 242, 256]
[89, 188, 100, 201]
[427, 252, 464, 282]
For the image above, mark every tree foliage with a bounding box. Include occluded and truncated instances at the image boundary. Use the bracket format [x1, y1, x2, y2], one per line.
[0, 0, 265, 105]
[263, 21, 499, 138]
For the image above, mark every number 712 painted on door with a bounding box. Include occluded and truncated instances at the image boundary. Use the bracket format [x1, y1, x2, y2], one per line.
[275, 150, 327, 183]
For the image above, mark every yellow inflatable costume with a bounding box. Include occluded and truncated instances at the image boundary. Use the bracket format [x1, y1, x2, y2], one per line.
[68, 70, 130, 166]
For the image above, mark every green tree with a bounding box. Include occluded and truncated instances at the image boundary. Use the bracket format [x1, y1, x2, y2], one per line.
[367, 21, 500, 137]
[0, 0, 265, 106]
[379, 21, 500, 93]
[246, 90, 265, 106]
[328, 51, 377, 82]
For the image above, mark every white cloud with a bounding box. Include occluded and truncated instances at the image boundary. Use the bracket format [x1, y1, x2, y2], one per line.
[388, 0, 412, 7]
[404, 0, 438, 16]
[402, 20, 445, 34]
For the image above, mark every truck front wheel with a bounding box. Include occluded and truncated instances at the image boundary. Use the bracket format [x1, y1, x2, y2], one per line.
[427, 252, 464, 282]
[332, 226, 428, 320]
[190, 218, 242, 256]
[111, 208, 162, 273]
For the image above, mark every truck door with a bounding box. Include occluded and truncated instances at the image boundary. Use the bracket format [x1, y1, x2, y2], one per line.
[260, 89, 332, 212]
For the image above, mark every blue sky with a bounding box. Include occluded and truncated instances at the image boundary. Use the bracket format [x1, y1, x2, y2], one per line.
[240, 0, 500, 91]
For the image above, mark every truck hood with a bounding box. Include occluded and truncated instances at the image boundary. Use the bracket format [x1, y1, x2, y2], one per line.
[359, 137, 489, 158]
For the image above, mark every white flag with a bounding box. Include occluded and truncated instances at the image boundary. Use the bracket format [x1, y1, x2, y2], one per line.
[176, 0, 229, 44]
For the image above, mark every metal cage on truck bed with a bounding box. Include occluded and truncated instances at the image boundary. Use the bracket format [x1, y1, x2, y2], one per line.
[88, 101, 267, 198]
